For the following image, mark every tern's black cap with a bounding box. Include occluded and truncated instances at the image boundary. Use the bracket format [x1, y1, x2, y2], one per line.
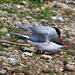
[53, 27, 61, 36]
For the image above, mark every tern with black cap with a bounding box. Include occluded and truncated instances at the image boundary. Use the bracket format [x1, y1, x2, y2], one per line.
[10, 22, 61, 43]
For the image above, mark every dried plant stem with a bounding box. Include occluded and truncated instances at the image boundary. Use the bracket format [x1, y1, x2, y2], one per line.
[0, 40, 27, 46]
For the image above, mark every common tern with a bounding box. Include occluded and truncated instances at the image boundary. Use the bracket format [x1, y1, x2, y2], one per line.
[10, 22, 61, 43]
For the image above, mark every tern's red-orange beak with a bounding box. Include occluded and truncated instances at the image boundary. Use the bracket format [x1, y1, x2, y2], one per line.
[63, 45, 68, 48]
[58, 36, 61, 42]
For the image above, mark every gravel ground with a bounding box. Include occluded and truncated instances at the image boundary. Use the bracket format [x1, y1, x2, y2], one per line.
[0, 0, 75, 75]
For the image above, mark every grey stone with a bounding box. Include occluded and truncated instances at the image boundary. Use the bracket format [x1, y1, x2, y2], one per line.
[17, 39, 24, 43]
[65, 64, 75, 71]
[23, 52, 33, 56]
[20, 1, 27, 5]
[0, 69, 7, 74]
[7, 58, 17, 64]
[2, 43, 10, 47]
[0, 56, 6, 61]
[41, 55, 52, 59]
[0, 10, 3, 14]
[5, 33, 11, 38]
[53, 66, 60, 73]
[0, 27, 8, 33]
[51, 16, 64, 22]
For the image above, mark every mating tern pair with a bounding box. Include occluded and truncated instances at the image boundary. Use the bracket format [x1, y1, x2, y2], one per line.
[10, 22, 68, 52]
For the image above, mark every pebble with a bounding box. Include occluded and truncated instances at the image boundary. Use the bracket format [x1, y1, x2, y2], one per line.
[65, 64, 75, 71]
[21, 52, 32, 59]
[26, 15, 32, 19]
[53, 1, 69, 8]
[23, 67, 33, 75]
[69, 62, 75, 65]
[42, 67, 51, 73]
[60, 68, 63, 72]
[2, 43, 10, 47]
[21, 18, 30, 25]
[7, 58, 17, 64]
[10, 55, 20, 61]
[5, 33, 11, 38]
[0, 56, 6, 61]
[0, 51, 8, 56]
[47, 62, 53, 66]
[20, 1, 27, 5]
[0, 17, 5, 20]
[0, 10, 3, 14]
[54, 0, 68, 3]
[12, 50, 18, 54]
[16, 5, 22, 8]
[61, 34, 66, 37]
[64, 61, 75, 71]
[53, 66, 60, 73]
[3, 11, 8, 14]
[51, 16, 64, 22]
[31, 22, 39, 26]
[8, 47, 13, 50]
[67, 50, 75, 56]
[58, 11, 65, 15]
[0, 27, 8, 33]
[17, 39, 24, 43]
[41, 54, 52, 59]
[60, 51, 67, 55]
[23, 52, 33, 56]
[0, 69, 7, 74]
[13, 73, 25, 75]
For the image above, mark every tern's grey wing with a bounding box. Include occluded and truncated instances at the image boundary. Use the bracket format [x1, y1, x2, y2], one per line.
[27, 40, 39, 46]
[30, 26, 58, 41]
[10, 22, 32, 32]
[11, 32, 46, 42]
[27, 40, 46, 46]
[30, 26, 50, 35]
[27, 40, 50, 47]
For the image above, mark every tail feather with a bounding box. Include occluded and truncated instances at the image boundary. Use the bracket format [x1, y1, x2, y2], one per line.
[27, 40, 41, 47]
[11, 32, 29, 39]
[10, 22, 32, 32]
[27, 40, 35, 44]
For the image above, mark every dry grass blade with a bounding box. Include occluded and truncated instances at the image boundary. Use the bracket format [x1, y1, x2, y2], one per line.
[0, 40, 28, 46]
